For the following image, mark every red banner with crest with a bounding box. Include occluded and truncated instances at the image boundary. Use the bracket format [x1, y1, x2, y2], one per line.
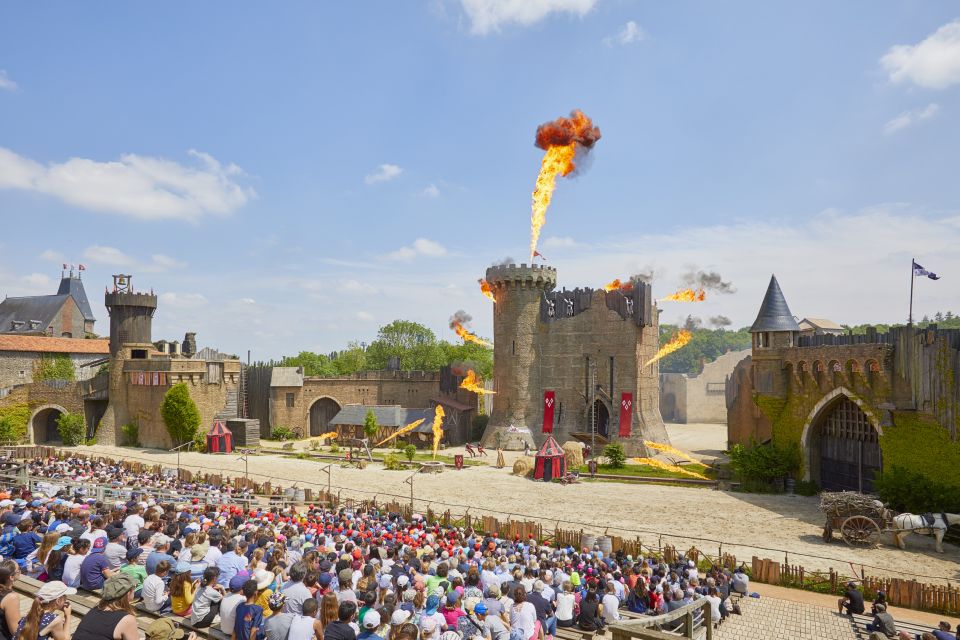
[619, 392, 633, 437]
[543, 391, 555, 433]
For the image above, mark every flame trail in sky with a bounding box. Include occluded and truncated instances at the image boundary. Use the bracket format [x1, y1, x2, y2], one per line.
[374, 419, 425, 447]
[479, 279, 495, 303]
[643, 330, 693, 368]
[450, 310, 491, 347]
[459, 369, 496, 395]
[602, 278, 634, 292]
[659, 288, 706, 302]
[431, 405, 446, 459]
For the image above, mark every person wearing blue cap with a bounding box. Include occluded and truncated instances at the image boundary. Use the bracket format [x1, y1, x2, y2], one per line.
[219, 574, 249, 636]
[474, 602, 510, 640]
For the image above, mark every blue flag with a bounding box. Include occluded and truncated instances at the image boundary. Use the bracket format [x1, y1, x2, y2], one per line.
[913, 261, 940, 281]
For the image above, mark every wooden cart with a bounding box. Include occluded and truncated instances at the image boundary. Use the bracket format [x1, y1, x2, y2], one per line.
[820, 491, 892, 546]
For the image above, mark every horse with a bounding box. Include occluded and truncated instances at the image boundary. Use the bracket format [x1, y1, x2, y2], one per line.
[892, 512, 960, 553]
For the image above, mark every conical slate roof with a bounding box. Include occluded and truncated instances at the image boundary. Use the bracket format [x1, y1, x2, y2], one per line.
[57, 276, 95, 322]
[750, 275, 800, 332]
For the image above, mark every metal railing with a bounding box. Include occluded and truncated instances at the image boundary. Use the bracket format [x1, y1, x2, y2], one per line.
[610, 600, 713, 640]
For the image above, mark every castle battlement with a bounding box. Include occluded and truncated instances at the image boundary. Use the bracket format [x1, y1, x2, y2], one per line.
[104, 292, 158, 309]
[485, 263, 557, 290]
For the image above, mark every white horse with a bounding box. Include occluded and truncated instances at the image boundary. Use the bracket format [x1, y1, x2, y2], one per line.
[892, 512, 960, 553]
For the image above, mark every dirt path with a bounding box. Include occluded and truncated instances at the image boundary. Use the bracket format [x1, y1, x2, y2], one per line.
[76, 442, 960, 586]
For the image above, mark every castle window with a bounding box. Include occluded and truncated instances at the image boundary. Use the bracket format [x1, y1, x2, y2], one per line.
[286, 393, 295, 407]
[512, 340, 516, 355]
[130, 349, 147, 359]
[609, 356, 615, 392]
[18, 370, 25, 378]
[756, 333, 765, 348]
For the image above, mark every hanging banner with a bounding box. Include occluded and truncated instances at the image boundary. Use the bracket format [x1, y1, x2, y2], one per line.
[619, 392, 633, 437]
[543, 391, 555, 433]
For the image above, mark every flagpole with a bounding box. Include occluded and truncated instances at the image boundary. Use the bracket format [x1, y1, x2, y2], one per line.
[908, 258, 915, 326]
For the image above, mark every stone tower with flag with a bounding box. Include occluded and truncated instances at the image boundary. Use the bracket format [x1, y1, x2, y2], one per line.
[480, 263, 668, 455]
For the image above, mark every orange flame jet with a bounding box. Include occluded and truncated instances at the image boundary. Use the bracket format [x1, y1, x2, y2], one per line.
[431, 405, 445, 459]
[478, 279, 495, 303]
[316, 431, 338, 441]
[602, 278, 634, 293]
[530, 110, 601, 260]
[452, 322, 491, 347]
[660, 288, 706, 302]
[459, 369, 496, 395]
[374, 419, 425, 447]
[643, 329, 693, 368]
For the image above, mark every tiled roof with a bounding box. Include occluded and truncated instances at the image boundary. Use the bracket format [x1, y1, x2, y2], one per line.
[57, 276, 95, 322]
[0, 335, 110, 354]
[270, 367, 304, 387]
[799, 317, 844, 331]
[329, 405, 436, 429]
[750, 275, 800, 333]
[0, 295, 70, 334]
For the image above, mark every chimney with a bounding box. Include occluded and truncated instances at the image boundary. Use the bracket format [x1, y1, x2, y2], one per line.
[154, 340, 169, 355]
[169, 340, 181, 356]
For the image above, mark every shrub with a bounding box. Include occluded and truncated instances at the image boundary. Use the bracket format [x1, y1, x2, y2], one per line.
[191, 429, 206, 453]
[272, 426, 296, 441]
[602, 443, 627, 469]
[308, 439, 320, 451]
[0, 404, 30, 443]
[55, 412, 85, 446]
[120, 422, 139, 447]
[874, 466, 960, 513]
[161, 383, 201, 446]
[729, 440, 800, 490]
[363, 410, 378, 440]
[383, 453, 404, 470]
[403, 443, 417, 462]
[35, 355, 75, 381]
[329, 443, 340, 454]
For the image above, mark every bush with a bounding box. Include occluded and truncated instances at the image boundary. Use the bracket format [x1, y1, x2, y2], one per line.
[603, 443, 626, 469]
[729, 440, 800, 491]
[383, 453, 404, 470]
[403, 444, 417, 462]
[191, 429, 206, 453]
[308, 439, 320, 451]
[272, 426, 296, 441]
[874, 466, 960, 513]
[0, 404, 30, 443]
[35, 355, 75, 381]
[363, 410, 378, 440]
[120, 422, 139, 447]
[794, 480, 820, 497]
[56, 412, 85, 446]
[161, 383, 201, 446]
[329, 443, 340, 454]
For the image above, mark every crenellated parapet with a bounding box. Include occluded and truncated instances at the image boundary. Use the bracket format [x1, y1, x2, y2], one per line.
[485, 264, 557, 290]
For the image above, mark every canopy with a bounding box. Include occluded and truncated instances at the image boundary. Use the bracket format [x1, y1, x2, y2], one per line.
[206, 419, 234, 454]
[533, 435, 565, 482]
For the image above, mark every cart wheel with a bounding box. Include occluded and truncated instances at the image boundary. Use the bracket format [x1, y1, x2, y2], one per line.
[841, 515, 881, 546]
[822, 524, 833, 543]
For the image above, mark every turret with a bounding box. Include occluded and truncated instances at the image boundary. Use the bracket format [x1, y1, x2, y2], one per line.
[481, 263, 557, 450]
[750, 275, 800, 350]
[105, 274, 157, 357]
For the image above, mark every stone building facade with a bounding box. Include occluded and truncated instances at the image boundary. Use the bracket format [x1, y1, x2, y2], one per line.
[480, 264, 668, 454]
[0, 272, 96, 338]
[727, 275, 960, 494]
[0, 336, 108, 392]
[660, 349, 750, 424]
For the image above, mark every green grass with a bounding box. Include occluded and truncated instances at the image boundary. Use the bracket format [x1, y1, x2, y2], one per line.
[578, 462, 715, 480]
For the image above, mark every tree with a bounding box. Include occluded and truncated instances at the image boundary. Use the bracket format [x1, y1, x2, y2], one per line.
[279, 351, 337, 376]
[363, 409, 379, 440]
[55, 412, 86, 446]
[602, 443, 626, 469]
[657, 325, 751, 375]
[403, 444, 417, 462]
[366, 320, 445, 371]
[161, 383, 202, 446]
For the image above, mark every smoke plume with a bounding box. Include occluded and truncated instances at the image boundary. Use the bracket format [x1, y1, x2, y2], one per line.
[682, 315, 703, 331]
[681, 268, 736, 294]
[449, 310, 473, 329]
[491, 257, 515, 267]
[709, 315, 732, 328]
[630, 268, 655, 285]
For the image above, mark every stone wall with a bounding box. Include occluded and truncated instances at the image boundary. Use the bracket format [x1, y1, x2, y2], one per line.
[0, 351, 103, 390]
[46, 297, 86, 339]
[660, 350, 749, 424]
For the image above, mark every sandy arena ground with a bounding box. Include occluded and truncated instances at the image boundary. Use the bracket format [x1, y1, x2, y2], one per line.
[73, 423, 959, 585]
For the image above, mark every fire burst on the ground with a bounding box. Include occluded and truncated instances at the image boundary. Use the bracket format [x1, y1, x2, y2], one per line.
[602, 278, 634, 292]
[431, 404, 445, 459]
[530, 110, 601, 260]
[660, 288, 706, 302]
[643, 329, 693, 368]
[460, 369, 495, 395]
[374, 419, 424, 447]
[478, 279, 495, 303]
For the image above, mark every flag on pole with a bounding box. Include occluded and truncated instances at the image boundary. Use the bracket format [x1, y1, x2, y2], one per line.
[78, 264, 85, 270]
[913, 261, 940, 280]
[533, 250, 546, 261]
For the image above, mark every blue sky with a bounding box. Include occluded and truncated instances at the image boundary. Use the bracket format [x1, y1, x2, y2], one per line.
[1, 1, 959, 359]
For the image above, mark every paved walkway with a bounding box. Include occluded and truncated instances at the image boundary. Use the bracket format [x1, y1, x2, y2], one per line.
[715, 595, 859, 640]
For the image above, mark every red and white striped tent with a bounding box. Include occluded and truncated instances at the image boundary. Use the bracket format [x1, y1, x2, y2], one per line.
[534, 435, 565, 482]
[206, 419, 234, 454]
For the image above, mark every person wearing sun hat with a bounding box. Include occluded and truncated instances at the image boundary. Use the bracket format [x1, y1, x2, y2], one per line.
[15, 580, 74, 640]
[72, 573, 139, 640]
[145, 617, 197, 640]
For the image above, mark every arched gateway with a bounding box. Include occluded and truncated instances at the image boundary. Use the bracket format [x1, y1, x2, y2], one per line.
[802, 388, 882, 492]
[309, 397, 341, 436]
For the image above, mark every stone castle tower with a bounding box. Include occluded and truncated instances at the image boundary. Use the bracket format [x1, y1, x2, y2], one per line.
[480, 263, 669, 455]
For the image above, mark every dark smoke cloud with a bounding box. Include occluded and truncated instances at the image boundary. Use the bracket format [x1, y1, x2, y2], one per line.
[683, 315, 703, 331]
[535, 110, 602, 150]
[491, 257, 515, 267]
[630, 268, 655, 285]
[709, 315, 732, 328]
[682, 268, 736, 294]
[449, 310, 472, 329]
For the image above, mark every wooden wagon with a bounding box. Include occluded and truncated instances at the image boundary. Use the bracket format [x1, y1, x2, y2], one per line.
[820, 491, 893, 546]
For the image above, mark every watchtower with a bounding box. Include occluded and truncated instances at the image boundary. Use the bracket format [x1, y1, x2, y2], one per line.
[104, 274, 157, 357]
[482, 263, 557, 449]
[749, 274, 800, 396]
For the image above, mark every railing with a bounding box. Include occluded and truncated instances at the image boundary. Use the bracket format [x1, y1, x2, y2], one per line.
[610, 601, 713, 640]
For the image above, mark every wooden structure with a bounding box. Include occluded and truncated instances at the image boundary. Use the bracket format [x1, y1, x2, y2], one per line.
[819, 491, 892, 546]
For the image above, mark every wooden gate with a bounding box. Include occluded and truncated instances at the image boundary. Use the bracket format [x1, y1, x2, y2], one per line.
[818, 397, 881, 492]
[309, 398, 341, 437]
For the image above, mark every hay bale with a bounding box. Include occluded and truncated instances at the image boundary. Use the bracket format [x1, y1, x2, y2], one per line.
[512, 456, 535, 477]
[562, 441, 584, 470]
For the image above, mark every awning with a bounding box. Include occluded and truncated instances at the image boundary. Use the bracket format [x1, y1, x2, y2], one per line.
[430, 395, 473, 412]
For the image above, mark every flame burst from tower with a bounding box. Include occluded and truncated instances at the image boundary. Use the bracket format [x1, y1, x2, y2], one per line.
[374, 419, 425, 447]
[450, 310, 491, 347]
[478, 279, 495, 303]
[602, 278, 634, 293]
[431, 404, 446, 459]
[660, 288, 706, 302]
[530, 110, 601, 260]
[460, 369, 496, 395]
[643, 329, 693, 368]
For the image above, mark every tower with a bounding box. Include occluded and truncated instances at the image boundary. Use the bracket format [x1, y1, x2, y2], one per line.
[481, 263, 557, 449]
[56, 268, 96, 334]
[749, 274, 800, 397]
[105, 274, 157, 356]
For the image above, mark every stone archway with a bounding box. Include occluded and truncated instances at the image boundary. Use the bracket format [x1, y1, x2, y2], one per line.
[308, 397, 342, 436]
[800, 387, 883, 491]
[29, 405, 68, 444]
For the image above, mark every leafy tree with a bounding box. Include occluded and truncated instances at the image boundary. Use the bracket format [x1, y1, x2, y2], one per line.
[363, 409, 379, 440]
[602, 443, 626, 469]
[366, 320, 446, 371]
[442, 342, 494, 380]
[55, 412, 86, 446]
[279, 351, 337, 376]
[403, 443, 417, 462]
[332, 342, 369, 374]
[161, 383, 202, 446]
[935, 312, 944, 322]
[657, 325, 751, 374]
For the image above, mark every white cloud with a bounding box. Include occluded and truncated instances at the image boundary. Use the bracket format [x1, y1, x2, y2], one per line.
[461, 0, 597, 35]
[338, 279, 379, 295]
[883, 102, 940, 135]
[421, 184, 440, 198]
[604, 20, 644, 46]
[20, 273, 52, 289]
[881, 19, 960, 89]
[0, 71, 17, 92]
[159, 292, 208, 308]
[355, 311, 375, 322]
[239, 297, 257, 305]
[385, 238, 449, 261]
[38, 249, 65, 262]
[364, 163, 403, 185]
[83, 245, 135, 267]
[148, 254, 187, 271]
[542, 236, 579, 249]
[0, 147, 254, 221]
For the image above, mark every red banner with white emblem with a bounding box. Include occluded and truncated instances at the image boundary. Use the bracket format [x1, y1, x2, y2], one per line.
[619, 392, 633, 437]
[543, 391, 555, 433]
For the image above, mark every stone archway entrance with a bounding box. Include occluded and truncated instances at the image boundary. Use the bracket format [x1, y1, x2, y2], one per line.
[30, 406, 66, 444]
[592, 400, 610, 439]
[309, 398, 341, 436]
[808, 396, 882, 492]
